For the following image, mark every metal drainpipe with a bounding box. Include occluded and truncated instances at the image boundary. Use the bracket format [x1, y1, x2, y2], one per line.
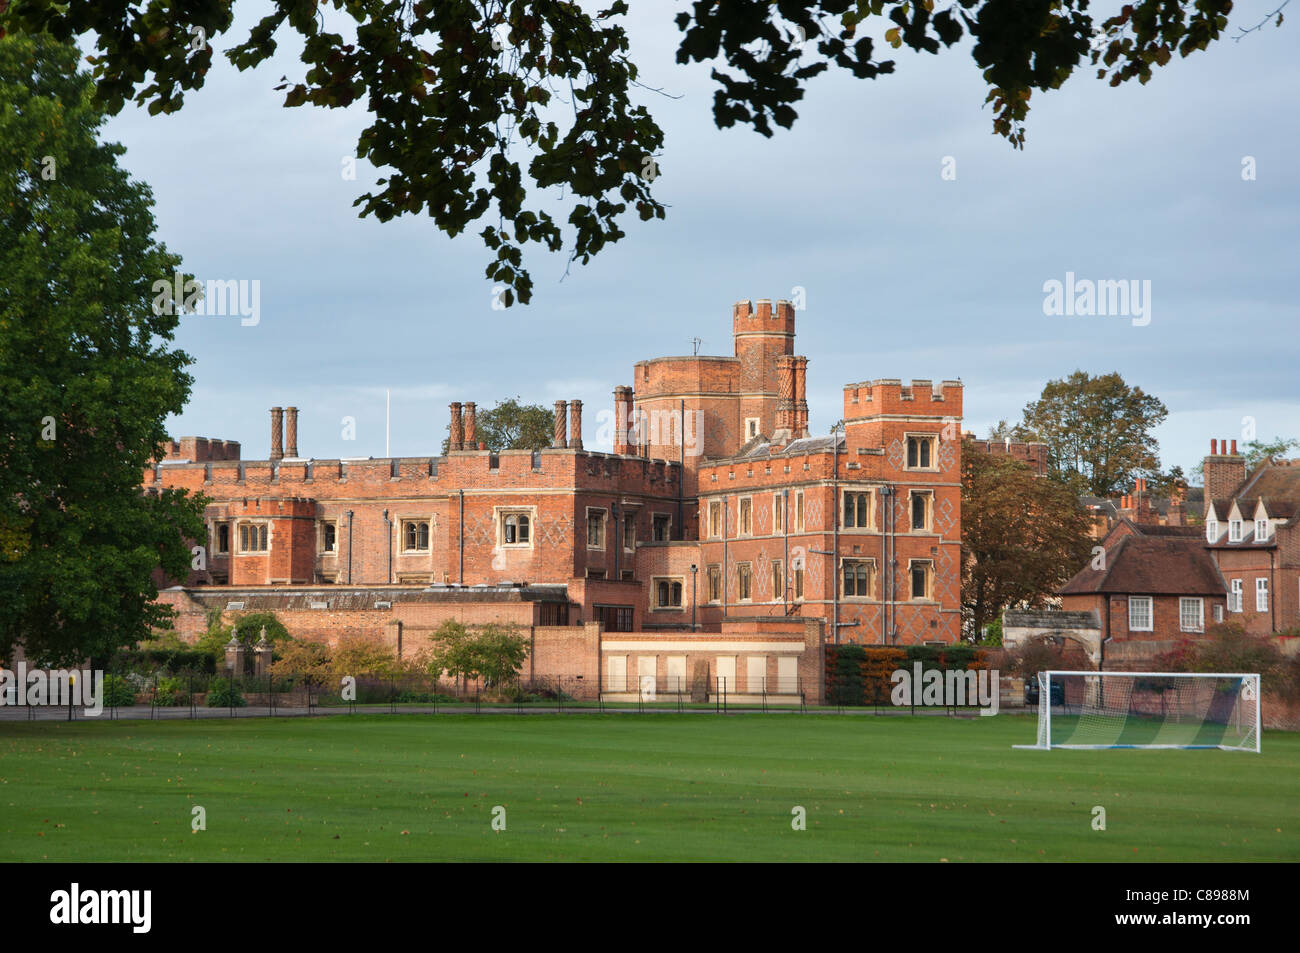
[881, 485, 889, 644]
[677, 399, 685, 541]
[612, 501, 620, 580]
[458, 489, 465, 584]
[883, 485, 894, 643]
[383, 509, 391, 584]
[722, 498, 728, 615]
[783, 488, 789, 615]
[346, 510, 354, 584]
[832, 435, 840, 644]
[1270, 548, 1277, 631]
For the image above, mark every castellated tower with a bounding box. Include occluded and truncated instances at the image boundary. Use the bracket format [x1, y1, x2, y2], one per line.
[623, 298, 805, 501]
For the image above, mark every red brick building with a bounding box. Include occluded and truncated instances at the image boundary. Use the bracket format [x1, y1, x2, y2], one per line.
[1202, 439, 1300, 634]
[146, 298, 965, 696]
[1059, 528, 1229, 651]
[1049, 439, 1300, 673]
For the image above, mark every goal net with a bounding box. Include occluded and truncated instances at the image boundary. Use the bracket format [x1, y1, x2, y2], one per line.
[1017, 671, 1260, 752]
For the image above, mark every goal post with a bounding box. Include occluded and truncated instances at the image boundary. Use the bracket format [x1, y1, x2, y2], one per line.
[1015, 671, 1261, 752]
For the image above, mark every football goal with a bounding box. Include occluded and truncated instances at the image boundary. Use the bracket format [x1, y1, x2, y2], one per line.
[1016, 671, 1260, 752]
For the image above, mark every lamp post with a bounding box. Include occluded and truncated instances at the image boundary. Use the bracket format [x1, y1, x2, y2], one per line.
[690, 564, 698, 632]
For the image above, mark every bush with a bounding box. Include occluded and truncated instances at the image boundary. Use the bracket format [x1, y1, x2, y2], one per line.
[153, 676, 190, 707]
[101, 674, 137, 707]
[206, 682, 247, 708]
[824, 645, 993, 706]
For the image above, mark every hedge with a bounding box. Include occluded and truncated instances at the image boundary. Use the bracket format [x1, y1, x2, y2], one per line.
[825, 644, 991, 706]
[112, 649, 216, 675]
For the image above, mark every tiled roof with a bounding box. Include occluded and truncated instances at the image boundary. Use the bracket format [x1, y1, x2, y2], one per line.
[1236, 459, 1300, 505]
[1128, 523, 1202, 538]
[1058, 535, 1226, 596]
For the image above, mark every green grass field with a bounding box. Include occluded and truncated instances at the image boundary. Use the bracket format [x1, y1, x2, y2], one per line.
[2, 714, 1297, 861]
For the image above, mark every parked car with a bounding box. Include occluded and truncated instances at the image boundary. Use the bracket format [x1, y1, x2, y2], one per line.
[1024, 678, 1065, 706]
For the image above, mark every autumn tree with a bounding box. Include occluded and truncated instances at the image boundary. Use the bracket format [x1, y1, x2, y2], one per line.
[0, 0, 1271, 306]
[962, 438, 1094, 641]
[1016, 371, 1168, 497]
[0, 36, 207, 666]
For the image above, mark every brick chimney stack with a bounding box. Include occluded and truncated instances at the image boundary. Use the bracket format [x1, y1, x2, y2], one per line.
[449, 402, 463, 451]
[285, 406, 299, 458]
[1135, 476, 1151, 522]
[270, 407, 284, 461]
[1168, 483, 1186, 526]
[775, 355, 796, 438]
[569, 399, 583, 450]
[1203, 436, 1246, 517]
[553, 401, 568, 449]
[613, 387, 632, 455]
[792, 356, 809, 437]
[464, 402, 477, 449]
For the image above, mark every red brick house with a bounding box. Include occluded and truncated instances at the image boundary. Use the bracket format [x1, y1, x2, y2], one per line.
[1202, 439, 1300, 635]
[1058, 528, 1229, 664]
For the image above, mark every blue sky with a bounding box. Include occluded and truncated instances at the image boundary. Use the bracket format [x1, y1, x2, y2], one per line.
[99, 2, 1298, 477]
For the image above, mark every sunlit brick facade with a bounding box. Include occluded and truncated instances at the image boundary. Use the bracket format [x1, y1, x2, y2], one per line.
[145, 298, 964, 696]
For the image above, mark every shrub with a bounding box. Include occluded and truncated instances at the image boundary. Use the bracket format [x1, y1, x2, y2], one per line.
[206, 682, 247, 708]
[101, 674, 137, 707]
[153, 676, 190, 707]
[112, 648, 215, 675]
[331, 634, 402, 676]
[271, 640, 332, 677]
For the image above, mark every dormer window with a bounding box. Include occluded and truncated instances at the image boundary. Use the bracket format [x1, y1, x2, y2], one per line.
[1205, 519, 1218, 543]
[1256, 518, 1269, 541]
[1228, 519, 1243, 542]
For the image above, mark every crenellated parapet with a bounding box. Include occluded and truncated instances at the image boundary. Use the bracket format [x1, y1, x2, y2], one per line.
[843, 379, 964, 420]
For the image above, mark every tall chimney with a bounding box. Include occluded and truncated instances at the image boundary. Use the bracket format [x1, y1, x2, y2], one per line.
[1203, 436, 1246, 516]
[553, 401, 568, 449]
[775, 356, 796, 436]
[449, 402, 464, 451]
[569, 399, 583, 450]
[464, 402, 477, 449]
[793, 356, 809, 437]
[285, 406, 299, 458]
[270, 407, 284, 461]
[613, 387, 632, 455]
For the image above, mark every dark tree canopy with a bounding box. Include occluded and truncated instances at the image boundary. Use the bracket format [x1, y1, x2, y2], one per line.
[0, 0, 1267, 305]
[0, 35, 207, 666]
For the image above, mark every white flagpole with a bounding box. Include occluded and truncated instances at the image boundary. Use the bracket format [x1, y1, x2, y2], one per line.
[386, 388, 391, 457]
